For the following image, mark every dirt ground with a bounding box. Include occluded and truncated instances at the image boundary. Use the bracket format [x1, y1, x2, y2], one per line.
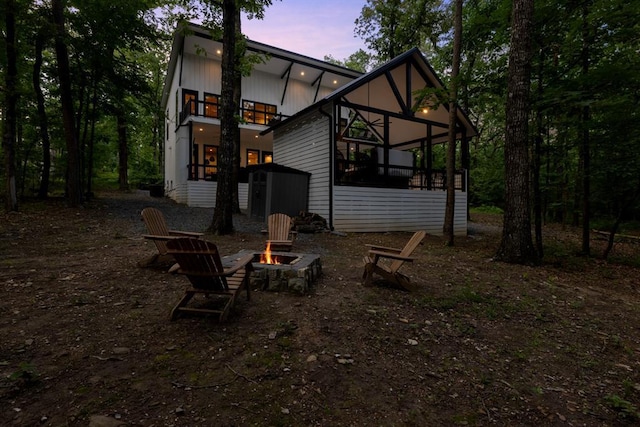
[2, 191, 640, 426]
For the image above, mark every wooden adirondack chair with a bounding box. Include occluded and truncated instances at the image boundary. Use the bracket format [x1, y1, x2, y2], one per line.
[265, 213, 297, 252]
[362, 230, 426, 291]
[166, 238, 254, 321]
[139, 207, 203, 269]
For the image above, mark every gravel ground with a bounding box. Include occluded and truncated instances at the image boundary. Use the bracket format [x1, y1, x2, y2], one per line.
[99, 190, 269, 235]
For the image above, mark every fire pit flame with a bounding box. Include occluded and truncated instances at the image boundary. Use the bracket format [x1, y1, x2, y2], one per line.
[260, 242, 281, 265]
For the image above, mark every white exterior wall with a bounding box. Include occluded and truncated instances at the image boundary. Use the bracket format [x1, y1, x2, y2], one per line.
[333, 186, 467, 235]
[164, 52, 183, 193]
[180, 52, 336, 118]
[273, 112, 331, 220]
[165, 133, 190, 202]
[180, 53, 223, 98]
[183, 181, 248, 209]
[272, 112, 468, 235]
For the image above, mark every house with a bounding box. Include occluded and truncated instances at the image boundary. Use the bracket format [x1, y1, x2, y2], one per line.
[161, 22, 362, 208]
[161, 23, 477, 235]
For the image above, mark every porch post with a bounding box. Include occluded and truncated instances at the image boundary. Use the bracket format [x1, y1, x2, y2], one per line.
[461, 128, 469, 191]
[426, 124, 433, 189]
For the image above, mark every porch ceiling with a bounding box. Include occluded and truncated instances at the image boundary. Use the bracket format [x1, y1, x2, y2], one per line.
[339, 51, 466, 148]
[180, 27, 361, 92]
[191, 123, 272, 147]
[264, 48, 477, 148]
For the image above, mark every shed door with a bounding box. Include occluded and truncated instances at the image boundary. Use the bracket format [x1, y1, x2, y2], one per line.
[250, 170, 267, 219]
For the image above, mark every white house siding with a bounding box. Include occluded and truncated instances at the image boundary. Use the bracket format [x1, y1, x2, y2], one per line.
[167, 182, 188, 205]
[183, 181, 249, 209]
[164, 58, 182, 193]
[180, 53, 222, 98]
[238, 183, 249, 210]
[333, 186, 468, 235]
[242, 69, 337, 117]
[179, 54, 338, 120]
[273, 112, 331, 220]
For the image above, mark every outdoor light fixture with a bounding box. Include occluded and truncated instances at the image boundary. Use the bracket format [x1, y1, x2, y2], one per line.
[300, 71, 305, 76]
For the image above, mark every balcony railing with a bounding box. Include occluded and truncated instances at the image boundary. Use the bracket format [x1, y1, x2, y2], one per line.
[187, 158, 465, 191]
[188, 164, 251, 183]
[336, 158, 466, 191]
[179, 100, 289, 126]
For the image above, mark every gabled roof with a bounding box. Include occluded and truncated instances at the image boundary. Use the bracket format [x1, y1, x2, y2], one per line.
[161, 22, 363, 110]
[264, 48, 478, 146]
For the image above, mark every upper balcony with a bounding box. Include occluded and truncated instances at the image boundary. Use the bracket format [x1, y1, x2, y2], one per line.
[178, 99, 290, 129]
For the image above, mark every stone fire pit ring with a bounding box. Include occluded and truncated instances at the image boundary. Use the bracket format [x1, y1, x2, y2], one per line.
[222, 250, 321, 294]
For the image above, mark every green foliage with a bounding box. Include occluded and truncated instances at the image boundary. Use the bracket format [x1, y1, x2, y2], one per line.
[605, 394, 640, 420]
[355, 0, 447, 62]
[470, 205, 503, 215]
[324, 49, 374, 73]
[10, 362, 39, 385]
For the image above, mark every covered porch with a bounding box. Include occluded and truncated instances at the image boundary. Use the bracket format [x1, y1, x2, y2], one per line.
[266, 48, 477, 234]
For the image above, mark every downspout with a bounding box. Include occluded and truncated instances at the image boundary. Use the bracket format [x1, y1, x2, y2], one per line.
[179, 37, 185, 86]
[188, 121, 193, 181]
[319, 104, 334, 231]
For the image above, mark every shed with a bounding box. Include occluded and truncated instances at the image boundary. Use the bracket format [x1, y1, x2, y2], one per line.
[247, 163, 311, 220]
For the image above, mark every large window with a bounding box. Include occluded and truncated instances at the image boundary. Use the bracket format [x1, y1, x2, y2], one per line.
[242, 100, 277, 125]
[182, 89, 197, 115]
[204, 93, 219, 118]
[247, 149, 260, 166]
[204, 145, 218, 179]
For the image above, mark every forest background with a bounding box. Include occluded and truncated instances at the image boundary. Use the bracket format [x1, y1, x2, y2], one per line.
[1, 0, 640, 261]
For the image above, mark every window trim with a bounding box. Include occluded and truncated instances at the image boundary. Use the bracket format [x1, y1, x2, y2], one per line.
[246, 149, 260, 166]
[242, 99, 277, 125]
[204, 144, 218, 179]
[182, 89, 198, 115]
[262, 151, 273, 163]
[204, 92, 219, 118]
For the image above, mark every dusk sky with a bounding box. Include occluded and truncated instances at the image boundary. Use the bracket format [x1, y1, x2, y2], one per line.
[242, 0, 369, 61]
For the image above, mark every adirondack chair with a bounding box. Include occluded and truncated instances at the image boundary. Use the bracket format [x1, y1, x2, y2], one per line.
[139, 207, 203, 270]
[362, 230, 426, 291]
[265, 213, 297, 252]
[166, 238, 254, 321]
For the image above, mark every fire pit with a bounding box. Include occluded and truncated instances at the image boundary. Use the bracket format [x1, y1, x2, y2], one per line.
[222, 249, 321, 294]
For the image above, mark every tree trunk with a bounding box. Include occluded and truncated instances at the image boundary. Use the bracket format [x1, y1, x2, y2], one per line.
[3, 0, 18, 211]
[34, 28, 52, 199]
[117, 109, 129, 191]
[209, 0, 238, 234]
[580, 2, 591, 256]
[495, 0, 538, 265]
[443, 0, 462, 246]
[86, 80, 98, 198]
[232, 8, 243, 214]
[52, 0, 82, 206]
[533, 48, 544, 258]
